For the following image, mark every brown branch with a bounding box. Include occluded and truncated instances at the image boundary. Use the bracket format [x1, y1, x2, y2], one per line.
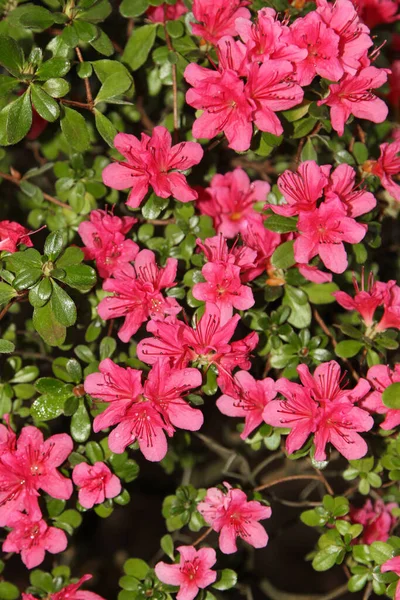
[0, 170, 72, 211]
[136, 97, 155, 132]
[0, 299, 16, 321]
[75, 47, 93, 109]
[254, 474, 332, 494]
[313, 467, 334, 495]
[137, 217, 175, 226]
[193, 527, 213, 547]
[164, 15, 179, 142]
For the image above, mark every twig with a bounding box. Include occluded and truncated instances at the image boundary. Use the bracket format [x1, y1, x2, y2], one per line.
[163, 13, 179, 142]
[75, 47, 93, 109]
[135, 97, 155, 132]
[362, 582, 372, 600]
[193, 527, 213, 547]
[254, 474, 332, 494]
[0, 299, 16, 321]
[137, 217, 176, 226]
[0, 170, 71, 211]
[313, 467, 334, 495]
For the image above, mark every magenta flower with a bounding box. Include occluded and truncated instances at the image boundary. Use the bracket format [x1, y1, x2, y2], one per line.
[362, 364, 400, 430]
[241, 220, 281, 281]
[376, 280, 400, 332]
[318, 66, 389, 136]
[0, 426, 73, 526]
[350, 499, 398, 544]
[146, 0, 188, 23]
[289, 12, 343, 85]
[198, 483, 271, 554]
[191, 0, 250, 45]
[3, 513, 67, 569]
[155, 546, 217, 600]
[196, 235, 257, 274]
[102, 127, 203, 208]
[217, 371, 276, 439]
[325, 164, 376, 218]
[367, 141, 400, 202]
[270, 160, 330, 216]
[78, 209, 138, 279]
[334, 272, 388, 327]
[353, 0, 399, 29]
[50, 575, 105, 600]
[196, 168, 270, 238]
[297, 360, 370, 404]
[294, 198, 367, 274]
[381, 556, 400, 600]
[85, 358, 202, 461]
[72, 462, 121, 508]
[193, 261, 255, 323]
[97, 250, 181, 342]
[0, 220, 33, 253]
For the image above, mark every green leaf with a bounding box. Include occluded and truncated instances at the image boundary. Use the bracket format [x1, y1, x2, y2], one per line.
[212, 569, 238, 591]
[370, 542, 394, 565]
[45, 230, 65, 260]
[283, 285, 312, 328]
[0, 282, 17, 306]
[282, 101, 310, 122]
[94, 109, 118, 146]
[122, 24, 157, 71]
[265, 214, 298, 233]
[31, 85, 60, 122]
[31, 394, 67, 421]
[335, 340, 364, 358]
[95, 74, 132, 104]
[6, 91, 32, 145]
[100, 336, 117, 360]
[60, 106, 91, 152]
[51, 281, 77, 327]
[160, 534, 174, 560]
[120, 0, 149, 18]
[300, 509, 327, 527]
[142, 194, 169, 219]
[36, 58, 71, 79]
[0, 75, 19, 98]
[29, 570, 54, 593]
[13, 268, 42, 291]
[70, 398, 91, 442]
[0, 339, 14, 353]
[89, 28, 114, 56]
[0, 36, 24, 77]
[303, 282, 339, 305]
[271, 241, 295, 270]
[293, 116, 317, 139]
[33, 302, 66, 346]
[353, 142, 368, 165]
[301, 138, 318, 162]
[42, 78, 70, 98]
[382, 382, 400, 410]
[10, 4, 55, 30]
[74, 20, 98, 42]
[86, 441, 104, 464]
[348, 574, 369, 592]
[0, 582, 19, 600]
[78, 0, 112, 23]
[166, 20, 184, 38]
[62, 264, 97, 291]
[56, 246, 84, 267]
[312, 547, 342, 571]
[123, 558, 149, 580]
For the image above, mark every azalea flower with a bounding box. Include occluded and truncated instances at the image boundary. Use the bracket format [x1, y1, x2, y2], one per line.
[146, 0, 188, 23]
[97, 250, 181, 342]
[297, 360, 370, 404]
[318, 66, 389, 136]
[362, 364, 400, 430]
[0, 220, 33, 253]
[155, 546, 217, 600]
[241, 220, 281, 281]
[78, 209, 138, 278]
[334, 271, 388, 327]
[217, 371, 276, 438]
[294, 198, 367, 274]
[102, 127, 203, 208]
[72, 462, 121, 508]
[196, 235, 257, 275]
[198, 483, 271, 554]
[376, 280, 400, 331]
[0, 426, 73, 526]
[3, 513, 67, 569]
[349, 499, 398, 544]
[364, 141, 400, 202]
[191, 0, 250, 45]
[325, 164, 377, 218]
[381, 556, 400, 600]
[352, 0, 399, 29]
[50, 575, 105, 600]
[388, 60, 400, 109]
[196, 168, 270, 238]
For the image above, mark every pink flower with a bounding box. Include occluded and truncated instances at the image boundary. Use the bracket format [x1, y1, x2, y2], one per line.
[191, 0, 250, 45]
[388, 60, 400, 109]
[146, 0, 188, 23]
[334, 271, 387, 327]
[241, 220, 281, 281]
[297, 360, 370, 404]
[97, 250, 181, 342]
[185, 65, 253, 152]
[350, 499, 398, 544]
[294, 198, 367, 274]
[366, 141, 400, 202]
[245, 60, 304, 137]
[376, 280, 400, 332]
[193, 261, 255, 323]
[289, 12, 343, 86]
[269, 161, 330, 216]
[217, 371, 276, 438]
[381, 556, 400, 600]
[78, 209, 138, 278]
[325, 164, 376, 218]
[50, 575, 105, 600]
[155, 546, 217, 600]
[0, 220, 33, 253]
[318, 66, 389, 136]
[352, 0, 399, 29]
[316, 0, 372, 75]
[85, 358, 202, 461]
[197, 168, 270, 238]
[72, 462, 121, 508]
[137, 304, 258, 374]
[3, 513, 67, 569]
[0, 426, 73, 526]
[102, 128, 203, 208]
[362, 364, 400, 430]
[196, 235, 257, 275]
[198, 483, 271, 554]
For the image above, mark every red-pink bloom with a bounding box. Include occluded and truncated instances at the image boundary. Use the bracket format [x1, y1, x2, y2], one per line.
[3, 513, 67, 569]
[362, 364, 400, 430]
[297, 360, 370, 404]
[193, 261, 255, 323]
[0, 426, 73, 526]
[289, 12, 343, 85]
[381, 556, 400, 600]
[0, 220, 33, 253]
[196, 235, 257, 276]
[198, 483, 271, 554]
[269, 161, 330, 216]
[367, 141, 400, 202]
[137, 304, 258, 374]
[316, 0, 372, 75]
[146, 0, 188, 23]
[318, 66, 389, 137]
[102, 127, 203, 208]
[294, 198, 367, 274]
[78, 209, 138, 279]
[388, 60, 400, 108]
[241, 220, 281, 281]
[72, 462, 121, 508]
[376, 280, 400, 332]
[325, 164, 376, 217]
[197, 168, 269, 238]
[352, 0, 399, 29]
[350, 499, 398, 544]
[85, 358, 202, 461]
[191, 0, 250, 45]
[245, 60, 304, 137]
[334, 272, 387, 327]
[155, 546, 217, 600]
[50, 575, 105, 600]
[97, 250, 180, 342]
[217, 371, 276, 438]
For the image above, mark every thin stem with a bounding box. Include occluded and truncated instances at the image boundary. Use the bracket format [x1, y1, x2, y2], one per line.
[254, 474, 332, 494]
[313, 467, 334, 495]
[163, 14, 179, 142]
[136, 97, 155, 132]
[193, 527, 213, 547]
[0, 170, 71, 211]
[362, 582, 372, 600]
[75, 47, 93, 108]
[61, 98, 92, 111]
[0, 299, 16, 321]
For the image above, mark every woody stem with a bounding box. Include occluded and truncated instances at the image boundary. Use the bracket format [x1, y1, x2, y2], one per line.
[75, 46, 94, 108]
[254, 474, 333, 494]
[193, 527, 213, 547]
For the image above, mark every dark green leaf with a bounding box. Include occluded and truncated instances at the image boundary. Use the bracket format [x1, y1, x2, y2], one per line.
[119, 0, 149, 17]
[382, 382, 400, 410]
[36, 58, 71, 79]
[265, 214, 298, 233]
[71, 398, 91, 442]
[50, 281, 76, 327]
[0, 582, 19, 600]
[42, 78, 70, 98]
[31, 85, 60, 122]
[123, 558, 149, 579]
[212, 569, 238, 591]
[44, 230, 65, 260]
[95, 72, 132, 103]
[0, 339, 15, 353]
[10, 4, 55, 30]
[6, 91, 32, 145]
[335, 340, 364, 358]
[94, 109, 118, 146]
[0, 36, 24, 76]
[122, 24, 157, 71]
[271, 241, 295, 270]
[0, 75, 19, 98]
[303, 283, 339, 305]
[33, 302, 66, 346]
[60, 106, 91, 152]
